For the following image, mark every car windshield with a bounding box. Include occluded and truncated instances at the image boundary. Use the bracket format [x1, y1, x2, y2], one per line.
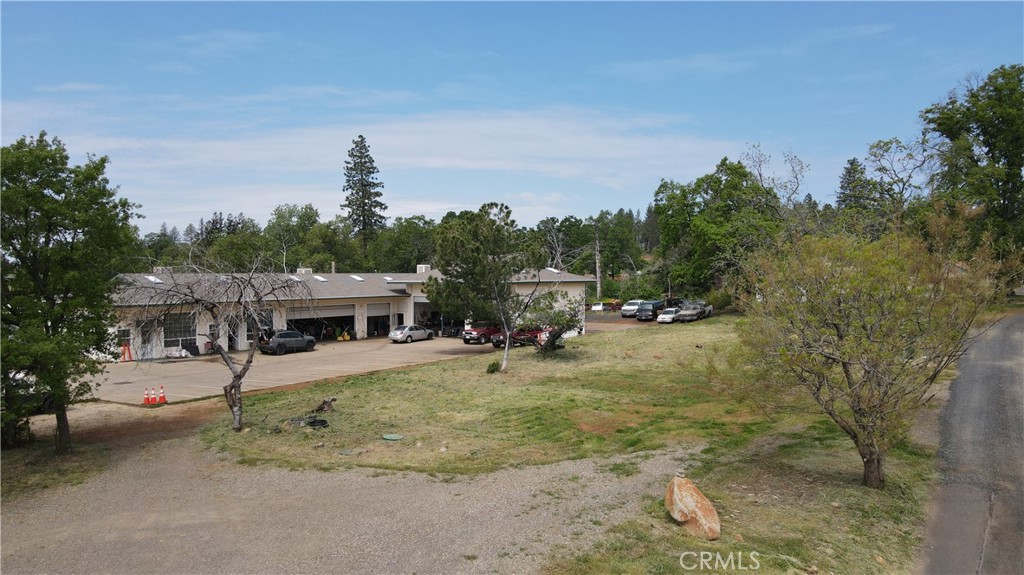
[663, 308, 678, 314]
[626, 300, 642, 306]
[394, 325, 408, 330]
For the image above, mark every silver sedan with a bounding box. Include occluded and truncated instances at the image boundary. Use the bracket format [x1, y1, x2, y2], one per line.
[388, 324, 435, 343]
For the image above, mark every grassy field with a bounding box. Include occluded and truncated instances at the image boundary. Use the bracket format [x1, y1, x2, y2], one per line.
[196, 315, 937, 574]
[3, 315, 939, 573]
[199, 316, 749, 474]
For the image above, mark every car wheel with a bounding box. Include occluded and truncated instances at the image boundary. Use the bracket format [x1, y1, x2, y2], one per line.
[427, 332, 434, 340]
[275, 344, 286, 355]
[305, 341, 314, 352]
[481, 335, 490, 344]
[406, 335, 413, 343]
[463, 339, 471, 345]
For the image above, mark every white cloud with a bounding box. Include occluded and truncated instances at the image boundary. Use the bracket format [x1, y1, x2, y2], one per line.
[54, 106, 743, 232]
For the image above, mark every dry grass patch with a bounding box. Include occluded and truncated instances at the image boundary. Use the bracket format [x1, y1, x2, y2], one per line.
[199, 317, 752, 474]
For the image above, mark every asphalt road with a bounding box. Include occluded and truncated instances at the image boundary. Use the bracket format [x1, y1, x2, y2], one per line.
[921, 310, 1024, 575]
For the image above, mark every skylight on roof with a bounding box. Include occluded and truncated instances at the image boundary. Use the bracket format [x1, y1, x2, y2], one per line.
[349, 275, 364, 282]
[313, 275, 327, 282]
[545, 267, 562, 273]
[144, 275, 164, 284]
[288, 275, 301, 282]
[383, 276, 393, 281]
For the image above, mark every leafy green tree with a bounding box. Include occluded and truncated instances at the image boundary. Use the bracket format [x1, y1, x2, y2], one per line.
[205, 229, 270, 272]
[368, 216, 436, 272]
[639, 203, 660, 253]
[301, 219, 367, 273]
[535, 216, 594, 278]
[1, 132, 139, 451]
[523, 292, 585, 356]
[193, 212, 261, 250]
[264, 203, 321, 272]
[736, 230, 999, 488]
[835, 157, 890, 237]
[341, 135, 388, 249]
[140, 223, 187, 269]
[657, 158, 782, 294]
[425, 203, 546, 371]
[922, 64, 1024, 251]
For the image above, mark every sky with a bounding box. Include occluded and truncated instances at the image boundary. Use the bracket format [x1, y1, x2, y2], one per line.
[3, 2, 1022, 236]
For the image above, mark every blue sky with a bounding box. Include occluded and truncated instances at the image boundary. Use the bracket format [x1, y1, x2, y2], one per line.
[3, 2, 1022, 236]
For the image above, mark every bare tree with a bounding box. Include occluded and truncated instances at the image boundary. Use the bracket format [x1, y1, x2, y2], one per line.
[119, 259, 313, 431]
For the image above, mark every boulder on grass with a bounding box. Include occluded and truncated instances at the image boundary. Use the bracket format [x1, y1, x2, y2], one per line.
[665, 472, 721, 540]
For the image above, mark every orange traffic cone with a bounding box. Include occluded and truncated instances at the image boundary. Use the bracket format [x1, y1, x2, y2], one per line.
[158, 386, 167, 404]
[143, 388, 151, 405]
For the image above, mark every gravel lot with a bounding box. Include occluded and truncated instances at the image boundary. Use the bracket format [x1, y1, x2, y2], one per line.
[2, 426, 697, 575]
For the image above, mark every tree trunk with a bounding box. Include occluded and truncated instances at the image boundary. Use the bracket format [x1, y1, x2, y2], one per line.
[54, 403, 72, 454]
[861, 448, 886, 489]
[223, 379, 243, 432]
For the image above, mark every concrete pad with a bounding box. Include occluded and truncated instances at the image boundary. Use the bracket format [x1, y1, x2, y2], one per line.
[91, 336, 497, 405]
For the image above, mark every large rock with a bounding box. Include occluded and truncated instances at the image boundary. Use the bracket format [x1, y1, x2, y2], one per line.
[665, 472, 721, 540]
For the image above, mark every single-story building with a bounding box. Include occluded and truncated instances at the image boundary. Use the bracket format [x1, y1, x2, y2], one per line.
[113, 265, 593, 360]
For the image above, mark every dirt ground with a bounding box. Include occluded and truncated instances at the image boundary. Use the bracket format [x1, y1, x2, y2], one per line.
[11, 397, 698, 575]
[29, 398, 224, 447]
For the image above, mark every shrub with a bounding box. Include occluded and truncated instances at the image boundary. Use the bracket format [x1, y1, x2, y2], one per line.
[705, 288, 733, 311]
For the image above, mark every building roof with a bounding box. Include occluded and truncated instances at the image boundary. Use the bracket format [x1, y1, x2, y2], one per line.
[115, 268, 593, 307]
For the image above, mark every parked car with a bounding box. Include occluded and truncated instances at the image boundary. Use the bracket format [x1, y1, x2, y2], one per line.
[620, 300, 644, 317]
[491, 326, 548, 348]
[463, 323, 501, 344]
[259, 330, 316, 355]
[388, 324, 435, 343]
[667, 297, 691, 308]
[591, 301, 622, 312]
[677, 301, 714, 322]
[636, 302, 659, 321]
[657, 307, 684, 323]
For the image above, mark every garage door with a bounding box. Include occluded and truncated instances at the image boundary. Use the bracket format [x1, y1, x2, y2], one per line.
[287, 304, 355, 320]
[367, 303, 390, 316]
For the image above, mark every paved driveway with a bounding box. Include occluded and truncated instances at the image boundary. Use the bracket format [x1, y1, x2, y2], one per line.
[920, 310, 1024, 574]
[93, 335, 497, 404]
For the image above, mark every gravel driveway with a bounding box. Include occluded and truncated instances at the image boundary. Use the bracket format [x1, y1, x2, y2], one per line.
[3, 418, 696, 575]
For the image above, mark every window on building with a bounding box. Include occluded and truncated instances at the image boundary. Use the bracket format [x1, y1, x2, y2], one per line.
[116, 327, 131, 346]
[246, 309, 274, 342]
[162, 313, 196, 349]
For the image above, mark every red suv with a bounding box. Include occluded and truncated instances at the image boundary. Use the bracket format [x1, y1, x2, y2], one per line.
[463, 324, 501, 344]
[491, 326, 549, 348]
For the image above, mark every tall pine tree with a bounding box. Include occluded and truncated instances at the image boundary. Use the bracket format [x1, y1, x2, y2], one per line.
[341, 135, 387, 249]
